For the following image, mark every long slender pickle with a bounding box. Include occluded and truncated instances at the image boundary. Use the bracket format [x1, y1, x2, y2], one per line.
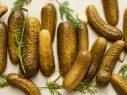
[85, 37, 107, 82]
[0, 5, 8, 18]
[21, 17, 41, 77]
[123, 8, 127, 52]
[102, 0, 119, 26]
[86, 5, 122, 42]
[111, 74, 127, 95]
[39, 29, 55, 76]
[8, 10, 24, 64]
[57, 21, 76, 77]
[96, 40, 125, 86]
[63, 51, 92, 91]
[41, 3, 57, 42]
[7, 73, 41, 95]
[76, 22, 89, 53]
[0, 21, 7, 74]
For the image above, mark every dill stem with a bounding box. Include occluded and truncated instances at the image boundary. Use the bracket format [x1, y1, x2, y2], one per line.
[51, 75, 61, 83]
[56, 0, 61, 6]
[20, 15, 27, 42]
[17, 47, 26, 73]
[17, 15, 28, 74]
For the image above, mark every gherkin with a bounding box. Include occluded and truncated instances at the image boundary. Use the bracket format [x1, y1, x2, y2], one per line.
[0, 21, 7, 75]
[102, 0, 119, 26]
[96, 40, 125, 86]
[57, 21, 76, 77]
[7, 73, 41, 95]
[85, 37, 107, 82]
[20, 17, 41, 78]
[63, 51, 92, 91]
[111, 74, 127, 95]
[39, 29, 55, 76]
[86, 5, 122, 42]
[41, 3, 57, 43]
[8, 10, 24, 65]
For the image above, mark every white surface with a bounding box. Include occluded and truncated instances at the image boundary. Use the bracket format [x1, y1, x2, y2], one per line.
[0, 0, 126, 95]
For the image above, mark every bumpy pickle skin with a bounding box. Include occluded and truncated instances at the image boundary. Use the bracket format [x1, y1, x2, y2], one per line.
[76, 22, 89, 53]
[86, 5, 122, 42]
[123, 8, 127, 52]
[85, 37, 107, 82]
[96, 40, 125, 86]
[63, 51, 92, 91]
[8, 10, 24, 65]
[102, 0, 119, 26]
[0, 21, 7, 75]
[57, 21, 76, 77]
[7, 73, 41, 95]
[20, 17, 41, 78]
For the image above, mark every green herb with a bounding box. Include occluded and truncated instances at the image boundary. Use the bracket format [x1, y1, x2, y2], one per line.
[56, 0, 81, 29]
[119, 64, 127, 80]
[76, 81, 97, 95]
[40, 76, 62, 95]
[0, 75, 8, 88]
[13, 0, 32, 11]
[16, 15, 28, 74]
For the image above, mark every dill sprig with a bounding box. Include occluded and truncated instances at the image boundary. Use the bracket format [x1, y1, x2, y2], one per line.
[0, 75, 8, 88]
[56, 0, 81, 29]
[40, 76, 62, 95]
[13, 0, 32, 11]
[119, 64, 127, 80]
[76, 81, 97, 95]
[16, 14, 28, 74]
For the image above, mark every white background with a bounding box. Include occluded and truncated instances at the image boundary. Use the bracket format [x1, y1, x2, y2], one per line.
[0, 0, 127, 95]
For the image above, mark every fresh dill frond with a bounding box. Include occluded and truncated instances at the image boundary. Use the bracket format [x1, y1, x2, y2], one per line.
[76, 81, 97, 95]
[16, 14, 28, 74]
[40, 76, 62, 95]
[13, 0, 32, 11]
[56, 0, 81, 29]
[0, 75, 8, 88]
[119, 64, 127, 80]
